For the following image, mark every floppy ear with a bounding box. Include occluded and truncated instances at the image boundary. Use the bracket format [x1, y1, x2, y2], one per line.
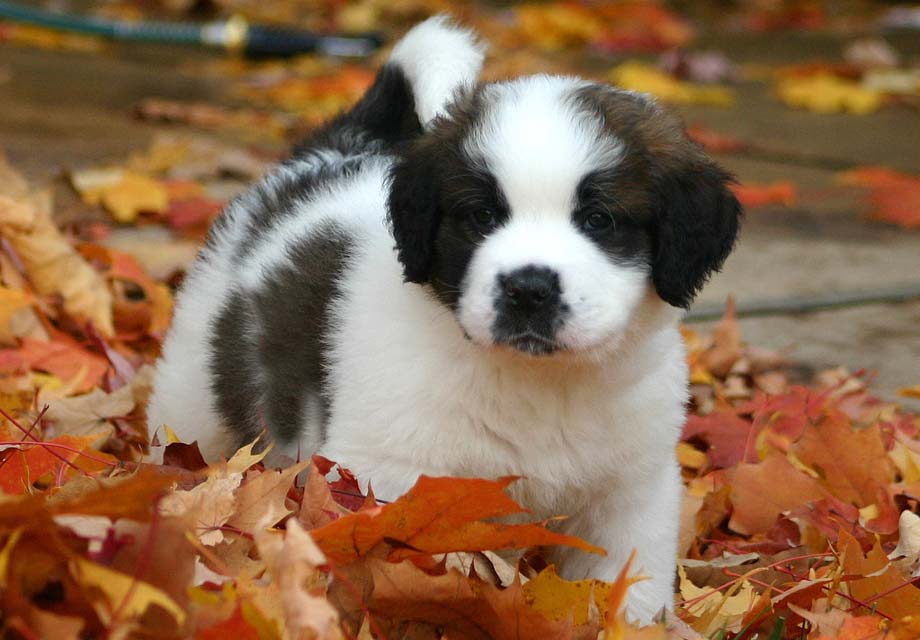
[387, 142, 442, 284]
[652, 161, 742, 308]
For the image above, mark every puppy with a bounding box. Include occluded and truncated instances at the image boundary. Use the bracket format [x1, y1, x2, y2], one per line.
[147, 16, 741, 622]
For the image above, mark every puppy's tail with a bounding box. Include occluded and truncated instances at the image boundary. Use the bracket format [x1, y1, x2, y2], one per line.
[295, 16, 483, 155]
[388, 15, 485, 129]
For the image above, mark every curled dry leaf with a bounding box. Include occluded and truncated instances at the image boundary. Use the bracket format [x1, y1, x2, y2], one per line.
[0, 154, 114, 336]
[255, 518, 341, 640]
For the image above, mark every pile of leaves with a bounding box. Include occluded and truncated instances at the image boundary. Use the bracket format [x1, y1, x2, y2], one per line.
[2, 139, 920, 639]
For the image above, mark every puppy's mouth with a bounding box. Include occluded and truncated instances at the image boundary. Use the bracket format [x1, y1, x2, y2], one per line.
[497, 331, 564, 356]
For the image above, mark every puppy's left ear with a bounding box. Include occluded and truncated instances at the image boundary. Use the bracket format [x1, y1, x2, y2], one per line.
[387, 141, 442, 284]
[652, 160, 742, 308]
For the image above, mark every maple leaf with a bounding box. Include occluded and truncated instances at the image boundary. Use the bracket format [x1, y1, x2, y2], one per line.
[160, 471, 241, 546]
[0, 286, 43, 346]
[71, 168, 169, 224]
[227, 459, 311, 534]
[686, 124, 747, 154]
[789, 413, 895, 507]
[49, 466, 185, 523]
[523, 565, 612, 625]
[683, 410, 758, 469]
[608, 62, 735, 106]
[309, 475, 605, 564]
[776, 73, 883, 114]
[729, 181, 797, 208]
[0, 334, 108, 393]
[0, 154, 114, 336]
[366, 559, 586, 640]
[42, 381, 136, 439]
[70, 556, 186, 626]
[838, 166, 920, 229]
[726, 451, 827, 535]
[838, 530, 920, 620]
[254, 518, 340, 639]
[0, 433, 114, 495]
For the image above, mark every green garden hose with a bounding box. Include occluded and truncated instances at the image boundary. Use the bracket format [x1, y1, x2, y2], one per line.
[0, 1, 382, 57]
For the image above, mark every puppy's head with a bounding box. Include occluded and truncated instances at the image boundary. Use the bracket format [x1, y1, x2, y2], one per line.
[388, 76, 741, 357]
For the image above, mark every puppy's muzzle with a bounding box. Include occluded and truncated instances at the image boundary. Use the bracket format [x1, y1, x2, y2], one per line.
[491, 265, 567, 355]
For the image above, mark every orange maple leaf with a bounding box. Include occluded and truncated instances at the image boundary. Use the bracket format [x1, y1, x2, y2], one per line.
[310, 475, 605, 564]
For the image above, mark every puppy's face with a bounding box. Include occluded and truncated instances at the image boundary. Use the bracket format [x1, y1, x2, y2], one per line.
[389, 76, 741, 358]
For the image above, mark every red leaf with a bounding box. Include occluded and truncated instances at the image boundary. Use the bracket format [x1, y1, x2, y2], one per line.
[730, 181, 797, 208]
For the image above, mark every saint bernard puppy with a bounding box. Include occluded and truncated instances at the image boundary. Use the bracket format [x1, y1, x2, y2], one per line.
[148, 16, 741, 622]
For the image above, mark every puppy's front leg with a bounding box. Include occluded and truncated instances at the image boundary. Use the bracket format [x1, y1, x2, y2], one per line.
[554, 462, 682, 625]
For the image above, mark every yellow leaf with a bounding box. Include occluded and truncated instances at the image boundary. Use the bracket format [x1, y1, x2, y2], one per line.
[897, 384, 920, 399]
[0, 286, 38, 345]
[776, 74, 883, 114]
[0, 528, 23, 589]
[523, 565, 612, 625]
[70, 556, 186, 625]
[609, 62, 735, 107]
[677, 442, 708, 470]
[890, 440, 920, 483]
[163, 424, 181, 444]
[224, 438, 272, 475]
[679, 564, 755, 635]
[71, 168, 168, 223]
[0, 156, 114, 336]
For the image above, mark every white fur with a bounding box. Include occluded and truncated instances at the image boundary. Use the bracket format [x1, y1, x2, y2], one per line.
[389, 15, 486, 128]
[149, 28, 688, 625]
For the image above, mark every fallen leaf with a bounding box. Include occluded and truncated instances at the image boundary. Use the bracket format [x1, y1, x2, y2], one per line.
[71, 168, 169, 224]
[70, 556, 186, 626]
[310, 476, 605, 564]
[776, 73, 883, 114]
[0, 154, 114, 335]
[0, 434, 113, 495]
[254, 518, 339, 639]
[609, 61, 735, 106]
[678, 564, 756, 635]
[367, 559, 583, 639]
[227, 459, 311, 534]
[523, 564, 611, 625]
[159, 470, 242, 545]
[730, 181, 797, 208]
[839, 166, 920, 229]
[726, 452, 826, 535]
[0, 335, 108, 393]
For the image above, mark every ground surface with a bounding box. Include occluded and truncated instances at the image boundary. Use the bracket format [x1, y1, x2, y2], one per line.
[0, 29, 918, 405]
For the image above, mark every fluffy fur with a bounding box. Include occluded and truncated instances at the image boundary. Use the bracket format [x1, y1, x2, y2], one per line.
[147, 16, 742, 623]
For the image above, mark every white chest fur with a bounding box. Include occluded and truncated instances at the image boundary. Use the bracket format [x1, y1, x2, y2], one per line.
[319, 230, 688, 514]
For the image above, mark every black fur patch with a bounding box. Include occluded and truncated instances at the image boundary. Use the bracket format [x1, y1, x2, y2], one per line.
[209, 291, 263, 448]
[572, 84, 742, 308]
[250, 222, 354, 445]
[387, 88, 491, 290]
[226, 63, 422, 259]
[573, 169, 654, 266]
[207, 62, 419, 449]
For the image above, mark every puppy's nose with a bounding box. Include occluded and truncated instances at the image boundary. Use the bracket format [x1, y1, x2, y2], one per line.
[499, 266, 561, 309]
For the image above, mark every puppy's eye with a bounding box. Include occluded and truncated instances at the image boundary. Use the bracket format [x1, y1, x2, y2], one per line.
[472, 208, 497, 229]
[581, 210, 615, 233]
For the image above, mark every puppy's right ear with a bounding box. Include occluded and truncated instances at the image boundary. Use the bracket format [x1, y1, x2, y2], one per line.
[387, 142, 441, 284]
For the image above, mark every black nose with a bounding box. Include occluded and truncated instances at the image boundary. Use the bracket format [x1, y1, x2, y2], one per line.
[499, 266, 561, 309]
